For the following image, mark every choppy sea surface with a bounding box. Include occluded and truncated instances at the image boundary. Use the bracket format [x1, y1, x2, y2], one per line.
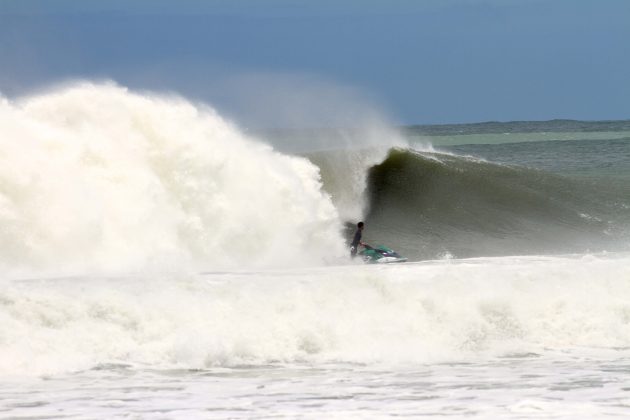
[5, 352, 630, 418]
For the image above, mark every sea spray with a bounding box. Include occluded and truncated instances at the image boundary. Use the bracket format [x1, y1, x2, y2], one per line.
[272, 127, 413, 222]
[308, 148, 393, 221]
[304, 139, 435, 222]
[0, 83, 345, 275]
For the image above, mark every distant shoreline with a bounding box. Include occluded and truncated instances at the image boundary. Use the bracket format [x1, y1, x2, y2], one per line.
[257, 119, 630, 138]
[403, 119, 630, 136]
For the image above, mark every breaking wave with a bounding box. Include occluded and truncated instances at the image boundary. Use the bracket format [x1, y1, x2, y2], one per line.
[0, 83, 345, 275]
[2, 82, 630, 379]
[356, 148, 630, 260]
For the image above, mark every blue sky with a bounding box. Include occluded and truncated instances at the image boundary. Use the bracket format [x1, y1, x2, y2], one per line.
[1, 0, 629, 126]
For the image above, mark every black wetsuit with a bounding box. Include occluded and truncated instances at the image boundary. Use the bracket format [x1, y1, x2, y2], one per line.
[350, 228, 362, 257]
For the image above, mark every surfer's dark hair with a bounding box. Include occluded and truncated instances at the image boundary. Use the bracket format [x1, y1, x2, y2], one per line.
[358, 222, 364, 228]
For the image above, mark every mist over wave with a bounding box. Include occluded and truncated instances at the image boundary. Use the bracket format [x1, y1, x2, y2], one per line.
[307, 148, 396, 222]
[0, 82, 346, 275]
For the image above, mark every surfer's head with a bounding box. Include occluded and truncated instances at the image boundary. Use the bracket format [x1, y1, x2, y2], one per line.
[357, 221, 364, 229]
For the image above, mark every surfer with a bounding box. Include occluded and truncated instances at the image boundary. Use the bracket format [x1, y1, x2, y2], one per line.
[350, 221, 365, 258]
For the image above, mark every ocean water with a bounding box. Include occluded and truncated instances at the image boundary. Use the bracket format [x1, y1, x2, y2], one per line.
[2, 83, 630, 418]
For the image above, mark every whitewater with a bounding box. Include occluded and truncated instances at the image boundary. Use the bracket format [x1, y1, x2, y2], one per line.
[2, 83, 630, 418]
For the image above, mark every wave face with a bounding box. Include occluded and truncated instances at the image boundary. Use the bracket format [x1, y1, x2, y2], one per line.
[0, 83, 344, 275]
[2, 255, 630, 376]
[361, 149, 630, 260]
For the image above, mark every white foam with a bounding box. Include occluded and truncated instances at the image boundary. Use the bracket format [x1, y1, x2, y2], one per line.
[0, 82, 345, 275]
[2, 253, 630, 376]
